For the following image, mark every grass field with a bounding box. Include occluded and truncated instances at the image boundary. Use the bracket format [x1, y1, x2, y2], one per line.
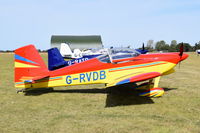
[0, 52, 200, 133]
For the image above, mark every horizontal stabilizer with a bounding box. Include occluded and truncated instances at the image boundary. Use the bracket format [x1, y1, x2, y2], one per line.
[24, 72, 50, 83]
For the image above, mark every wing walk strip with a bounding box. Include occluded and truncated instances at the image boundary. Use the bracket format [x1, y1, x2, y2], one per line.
[109, 62, 166, 72]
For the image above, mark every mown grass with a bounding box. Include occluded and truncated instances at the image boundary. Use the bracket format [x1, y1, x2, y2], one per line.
[0, 52, 199, 133]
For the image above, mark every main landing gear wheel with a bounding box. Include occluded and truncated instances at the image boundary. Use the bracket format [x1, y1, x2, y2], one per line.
[139, 88, 164, 97]
[135, 76, 165, 97]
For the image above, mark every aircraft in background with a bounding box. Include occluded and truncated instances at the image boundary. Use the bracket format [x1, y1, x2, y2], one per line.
[48, 47, 101, 70]
[14, 44, 188, 97]
[59, 43, 106, 66]
[59, 43, 141, 66]
[59, 43, 149, 66]
[60, 43, 106, 59]
[49, 47, 146, 68]
[196, 49, 200, 56]
[60, 42, 148, 59]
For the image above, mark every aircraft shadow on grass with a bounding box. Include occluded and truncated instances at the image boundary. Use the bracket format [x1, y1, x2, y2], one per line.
[24, 85, 177, 107]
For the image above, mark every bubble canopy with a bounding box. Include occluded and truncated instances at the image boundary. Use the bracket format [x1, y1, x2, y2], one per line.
[98, 48, 140, 63]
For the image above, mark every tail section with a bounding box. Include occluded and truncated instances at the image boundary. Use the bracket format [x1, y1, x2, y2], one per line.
[60, 43, 73, 58]
[14, 44, 49, 87]
[48, 47, 68, 70]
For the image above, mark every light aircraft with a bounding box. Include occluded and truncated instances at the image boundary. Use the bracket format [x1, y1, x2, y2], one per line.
[48, 47, 101, 70]
[60, 42, 148, 62]
[196, 49, 200, 56]
[49, 46, 149, 69]
[60, 43, 105, 59]
[59, 43, 105, 66]
[59, 43, 148, 67]
[14, 44, 188, 97]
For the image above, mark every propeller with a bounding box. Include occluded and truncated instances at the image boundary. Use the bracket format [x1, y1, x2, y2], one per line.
[178, 42, 184, 68]
[179, 42, 184, 57]
[142, 43, 145, 51]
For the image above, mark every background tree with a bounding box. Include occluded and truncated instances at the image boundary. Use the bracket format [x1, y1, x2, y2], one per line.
[147, 40, 154, 49]
[169, 40, 177, 52]
[193, 41, 200, 50]
[145, 40, 154, 51]
[155, 40, 170, 51]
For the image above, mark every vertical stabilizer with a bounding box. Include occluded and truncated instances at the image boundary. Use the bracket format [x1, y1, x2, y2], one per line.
[60, 43, 72, 57]
[14, 44, 49, 86]
[48, 48, 67, 70]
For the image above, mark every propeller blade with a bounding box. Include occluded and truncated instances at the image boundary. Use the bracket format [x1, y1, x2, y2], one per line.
[179, 43, 184, 57]
[142, 43, 145, 51]
[178, 42, 184, 69]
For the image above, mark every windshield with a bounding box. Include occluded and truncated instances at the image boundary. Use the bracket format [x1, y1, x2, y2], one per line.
[98, 48, 140, 63]
[109, 48, 140, 60]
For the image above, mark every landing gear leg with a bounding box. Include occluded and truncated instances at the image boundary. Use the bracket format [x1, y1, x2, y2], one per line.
[154, 76, 160, 88]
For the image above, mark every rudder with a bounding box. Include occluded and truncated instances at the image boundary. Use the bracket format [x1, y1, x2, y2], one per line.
[14, 44, 49, 87]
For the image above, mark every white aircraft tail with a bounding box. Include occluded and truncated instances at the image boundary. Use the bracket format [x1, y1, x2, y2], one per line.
[60, 43, 73, 57]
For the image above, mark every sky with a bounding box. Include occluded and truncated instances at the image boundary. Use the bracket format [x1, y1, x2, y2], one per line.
[1, 0, 200, 50]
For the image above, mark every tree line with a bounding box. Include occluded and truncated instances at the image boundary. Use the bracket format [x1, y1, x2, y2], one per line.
[1, 40, 200, 52]
[145, 40, 200, 52]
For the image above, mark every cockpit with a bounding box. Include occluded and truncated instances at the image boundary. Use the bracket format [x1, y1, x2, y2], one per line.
[98, 48, 140, 63]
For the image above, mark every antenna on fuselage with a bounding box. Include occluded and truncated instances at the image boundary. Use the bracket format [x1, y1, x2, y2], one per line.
[142, 43, 145, 51]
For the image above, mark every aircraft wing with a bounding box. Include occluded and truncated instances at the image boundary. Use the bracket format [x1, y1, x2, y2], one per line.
[107, 72, 161, 87]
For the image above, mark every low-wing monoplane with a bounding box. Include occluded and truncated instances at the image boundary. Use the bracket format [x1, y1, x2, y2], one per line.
[15, 44, 188, 97]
